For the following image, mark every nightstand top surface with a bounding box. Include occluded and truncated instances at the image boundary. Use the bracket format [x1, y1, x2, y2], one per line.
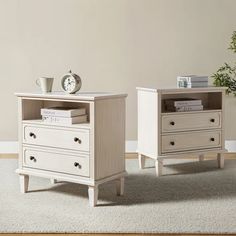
[136, 86, 227, 93]
[15, 91, 128, 101]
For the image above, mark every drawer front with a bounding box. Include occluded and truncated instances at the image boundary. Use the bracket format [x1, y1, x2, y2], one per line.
[23, 148, 89, 177]
[23, 125, 89, 152]
[162, 112, 221, 133]
[161, 131, 221, 153]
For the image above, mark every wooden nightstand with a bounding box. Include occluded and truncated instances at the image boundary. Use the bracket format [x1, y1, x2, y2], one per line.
[15, 92, 127, 206]
[137, 87, 227, 176]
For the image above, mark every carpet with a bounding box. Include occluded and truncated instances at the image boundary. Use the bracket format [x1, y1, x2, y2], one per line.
[1, 157, 236, 233]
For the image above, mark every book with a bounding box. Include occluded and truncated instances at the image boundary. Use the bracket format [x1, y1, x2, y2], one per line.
[177, 75, 208, 88]
[166, 105, 204, 112]
[178, 82, 209, 88]
[164, 98, 202, 106]
[41, 107, 86, 117]
[177, 75, 208, 82]
[175, 105, 203, 112]
[42, 115, 88, 125]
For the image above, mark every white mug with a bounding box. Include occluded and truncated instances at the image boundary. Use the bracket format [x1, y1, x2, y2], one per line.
[36, 77, 54, 93]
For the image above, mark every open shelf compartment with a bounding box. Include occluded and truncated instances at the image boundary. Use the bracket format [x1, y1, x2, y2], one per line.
[21, 98, 91, 126]
[161, 92, 222, 113]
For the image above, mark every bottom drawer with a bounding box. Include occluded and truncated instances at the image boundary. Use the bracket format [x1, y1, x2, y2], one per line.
[161, 130, 221, 154]
[23, 147, 90, 177]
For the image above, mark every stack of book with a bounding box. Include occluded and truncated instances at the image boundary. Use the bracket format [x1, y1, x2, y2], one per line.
[41, 107, 87, 125]
[177, 75, 208, 88]
[165, 98, 203, 112]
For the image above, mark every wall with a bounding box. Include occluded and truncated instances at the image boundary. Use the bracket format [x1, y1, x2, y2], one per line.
[0, 0, 236, 141]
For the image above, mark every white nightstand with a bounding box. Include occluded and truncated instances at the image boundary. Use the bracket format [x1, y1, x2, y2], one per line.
[15, 91, 127, 206]
[137, 87, 227, 176]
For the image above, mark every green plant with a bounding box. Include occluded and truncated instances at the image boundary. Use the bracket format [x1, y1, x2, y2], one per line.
[229, 31, 236, 53]
[212, 31, 236, 95]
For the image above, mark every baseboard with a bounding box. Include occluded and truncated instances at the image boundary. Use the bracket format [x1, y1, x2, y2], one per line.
[225, 140, 236, 152]
[0, 140, 236, 154]
[0, 141, 18, 154]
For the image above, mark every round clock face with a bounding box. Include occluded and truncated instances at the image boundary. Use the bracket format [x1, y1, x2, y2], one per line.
[63, 76, 76, 93]
[61, 72, 82, 94]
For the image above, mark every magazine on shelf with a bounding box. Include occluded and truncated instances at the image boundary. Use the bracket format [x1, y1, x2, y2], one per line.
[164, 98, 202, 107]
[41, 107, 86, 117]
[42, 114, 88, 125]
[173, 105, 203, 112]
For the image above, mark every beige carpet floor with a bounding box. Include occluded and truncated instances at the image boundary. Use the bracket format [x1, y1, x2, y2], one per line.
[1, 157, 236, 233]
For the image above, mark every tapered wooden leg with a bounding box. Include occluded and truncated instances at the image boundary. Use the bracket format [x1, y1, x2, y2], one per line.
[19, 175, 29, 193]
[217, 153, 224, 169]
[116, 177, 124, 196]
[88, 186, 98, 207]
[199, 154, 204, 162]
[50, 178, 57, 184]
[155, 159, 163, 177]
[138, 153, 145, 169]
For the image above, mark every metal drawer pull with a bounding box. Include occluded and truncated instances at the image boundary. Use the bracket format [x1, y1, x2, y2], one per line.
[210, 138, 215, 142]
[29, 132, 36, 139]
[29, 156, 37, 162]
[74, 137, 82, 144]
[170, 121, 175, 126]
[74, 162, 82, 169]
[210, 118, 215, 123]
[170, 141, 175, 146]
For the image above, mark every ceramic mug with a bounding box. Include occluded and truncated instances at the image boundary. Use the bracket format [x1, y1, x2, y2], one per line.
[36, 77, 54, 93]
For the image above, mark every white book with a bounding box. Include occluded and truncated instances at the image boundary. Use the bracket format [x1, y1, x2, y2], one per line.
[175, 105, 204, 112]
[185, 83, 208, 88]
[178, 82, 209, 88]
[165, 98, 202, 106]
[177, 75, 208, 88]
[42, 115, 88, 125]
[41, 107, 86, 117]
[177, 75, 208, 82]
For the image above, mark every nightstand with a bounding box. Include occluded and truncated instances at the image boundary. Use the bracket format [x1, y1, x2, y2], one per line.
[137, 87, 226, 176]
[15, 92, 127, 206]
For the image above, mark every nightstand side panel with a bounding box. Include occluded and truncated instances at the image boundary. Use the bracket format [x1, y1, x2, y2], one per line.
[137, 90, 158, 159]
[94, 97, 126, 180]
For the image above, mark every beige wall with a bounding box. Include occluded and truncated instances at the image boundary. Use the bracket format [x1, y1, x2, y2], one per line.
[0, 0, 236, 141]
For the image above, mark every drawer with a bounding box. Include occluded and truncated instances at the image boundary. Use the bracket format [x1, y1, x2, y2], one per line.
[23, 147, 90, 177]
[161, 130, 221, 153]
[162, 111, 221, 133]
[23, 124, 89, 152]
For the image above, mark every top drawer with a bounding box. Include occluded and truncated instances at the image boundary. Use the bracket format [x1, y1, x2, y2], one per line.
[162, 111, 222, 133]
[23, 124, 89, 152]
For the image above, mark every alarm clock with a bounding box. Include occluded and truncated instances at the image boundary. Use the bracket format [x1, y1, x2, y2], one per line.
[61, 70, 82, 94]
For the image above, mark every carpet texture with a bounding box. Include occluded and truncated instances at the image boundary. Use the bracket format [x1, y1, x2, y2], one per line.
[1, 157, 236, 233]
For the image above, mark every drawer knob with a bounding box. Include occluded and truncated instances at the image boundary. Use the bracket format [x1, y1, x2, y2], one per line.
[74, 137, 82, 144]
[210, 137, 215, 142]
[170, 141, 175, 146]
[29, 156, 37, 162]
[74, 162, 82, 169]
[29, 132, 36, 139]
[210, 118, 215, 123]
[170, 121, 175, 126]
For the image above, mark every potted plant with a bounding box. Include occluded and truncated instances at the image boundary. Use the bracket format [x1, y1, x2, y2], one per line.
[212, 31, 236, 95]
